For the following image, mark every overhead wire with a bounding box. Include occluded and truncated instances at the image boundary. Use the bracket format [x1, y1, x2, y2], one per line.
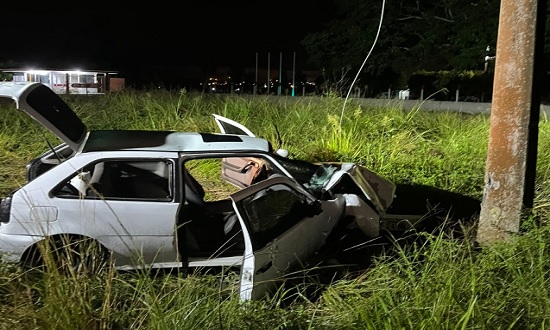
[339, 0, 387, 127]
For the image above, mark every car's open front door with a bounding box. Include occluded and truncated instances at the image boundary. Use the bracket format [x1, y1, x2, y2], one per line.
[230, 175, 345, 301]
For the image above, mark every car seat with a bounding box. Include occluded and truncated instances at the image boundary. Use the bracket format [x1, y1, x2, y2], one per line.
[88, 162, 116, 197]
[183, 170, 205, 206]
[180, 170, 243, 257]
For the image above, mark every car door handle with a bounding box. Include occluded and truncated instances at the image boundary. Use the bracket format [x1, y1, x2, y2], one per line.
[255, 261, 272, 275]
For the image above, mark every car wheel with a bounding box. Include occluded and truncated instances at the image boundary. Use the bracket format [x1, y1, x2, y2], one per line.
[23, 236, 112, 276]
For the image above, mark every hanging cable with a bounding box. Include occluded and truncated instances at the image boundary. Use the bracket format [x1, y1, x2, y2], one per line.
[339, 0, 387, 127]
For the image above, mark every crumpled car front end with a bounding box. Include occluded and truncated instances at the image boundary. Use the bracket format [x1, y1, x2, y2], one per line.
[308, 163, 395, 212]
[273, 156, 396, 239]
[306, 163, 396, 238]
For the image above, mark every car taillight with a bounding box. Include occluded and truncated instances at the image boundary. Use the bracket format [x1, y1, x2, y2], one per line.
[0, 194, 13, 223]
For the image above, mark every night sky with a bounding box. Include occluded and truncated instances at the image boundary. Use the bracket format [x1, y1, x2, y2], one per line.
[2, 1, 337, 86]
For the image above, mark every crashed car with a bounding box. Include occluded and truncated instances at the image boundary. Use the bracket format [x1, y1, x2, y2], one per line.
[0, 82, 460, 301]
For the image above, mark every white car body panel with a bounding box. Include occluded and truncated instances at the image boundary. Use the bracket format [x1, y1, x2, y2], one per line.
[0, 150, 180, 267]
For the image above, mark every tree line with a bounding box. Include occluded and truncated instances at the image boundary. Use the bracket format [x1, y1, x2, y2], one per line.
[301, 0, 550, 100]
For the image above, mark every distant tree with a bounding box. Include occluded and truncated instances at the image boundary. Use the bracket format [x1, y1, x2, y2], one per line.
[0, 60, 19, 81]
[0, 71, 11, 81]
[302, 0, 501, 92]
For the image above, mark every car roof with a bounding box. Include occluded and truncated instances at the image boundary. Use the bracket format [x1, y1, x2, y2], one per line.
[81, 130, 272, 153]
[0, 82, 272, 154]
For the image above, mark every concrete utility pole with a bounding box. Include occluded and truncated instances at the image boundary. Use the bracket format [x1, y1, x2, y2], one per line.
[477, 0, 545, 244]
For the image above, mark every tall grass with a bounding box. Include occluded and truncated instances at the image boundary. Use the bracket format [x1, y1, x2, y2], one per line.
[311, 226, 550, 329]
[1, 89, 550, 329]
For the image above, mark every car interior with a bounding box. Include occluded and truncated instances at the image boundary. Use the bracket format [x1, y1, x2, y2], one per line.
[179, 163, 244, 259]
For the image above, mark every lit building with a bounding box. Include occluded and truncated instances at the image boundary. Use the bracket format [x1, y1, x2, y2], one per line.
[0, 68, 124, 94]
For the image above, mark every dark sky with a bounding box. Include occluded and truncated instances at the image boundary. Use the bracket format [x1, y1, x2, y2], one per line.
[2, 1, 337, 85]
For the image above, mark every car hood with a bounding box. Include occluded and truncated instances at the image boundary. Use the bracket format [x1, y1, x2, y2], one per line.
[0, 82, 87, 151]
[308, 162, 396, 213]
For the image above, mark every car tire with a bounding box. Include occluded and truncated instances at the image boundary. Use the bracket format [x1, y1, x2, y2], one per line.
[22, 236, 112, 276]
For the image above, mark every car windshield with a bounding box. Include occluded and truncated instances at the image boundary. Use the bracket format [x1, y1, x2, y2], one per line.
[304, 165, 338, 193]
[271, 154, 319, 184]
[271, 154, 340, 196]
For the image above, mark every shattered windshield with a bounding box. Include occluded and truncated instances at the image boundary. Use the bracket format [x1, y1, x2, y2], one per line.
[271, 154, 338, 197]
[271, 154, 319, 184]
[304, 165, 338, 193]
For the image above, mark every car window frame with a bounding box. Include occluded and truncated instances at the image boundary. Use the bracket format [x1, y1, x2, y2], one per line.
[51, 157, 176, 202]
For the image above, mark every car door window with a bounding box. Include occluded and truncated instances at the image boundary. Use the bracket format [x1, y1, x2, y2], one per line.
[54, 160, 173, 201]
[229, 176, 333, 301]
[239, 183, 311, 250]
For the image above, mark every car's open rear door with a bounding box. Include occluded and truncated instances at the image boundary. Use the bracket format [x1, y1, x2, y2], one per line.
[0, 82, 87, 152]
[230, 175, 345, 301]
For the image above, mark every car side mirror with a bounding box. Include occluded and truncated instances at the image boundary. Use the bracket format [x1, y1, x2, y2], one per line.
[275, 149, 289, 157]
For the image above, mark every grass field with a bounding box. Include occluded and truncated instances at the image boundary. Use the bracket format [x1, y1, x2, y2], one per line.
[0, 89, 549, 329]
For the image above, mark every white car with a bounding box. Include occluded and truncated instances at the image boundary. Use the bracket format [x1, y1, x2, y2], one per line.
[0, 82, 476, 301]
